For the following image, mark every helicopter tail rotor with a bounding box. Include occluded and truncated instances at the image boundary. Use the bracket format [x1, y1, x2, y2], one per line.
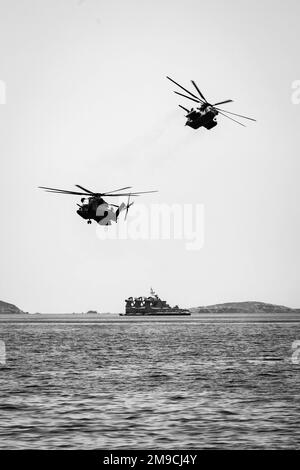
[125, 195, 134, 220]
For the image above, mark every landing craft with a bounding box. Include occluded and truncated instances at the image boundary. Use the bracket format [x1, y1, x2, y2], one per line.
[39, 185, 157, 225]
[167, 76, 256, 130]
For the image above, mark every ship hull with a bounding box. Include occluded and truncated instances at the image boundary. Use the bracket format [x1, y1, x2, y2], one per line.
[120, 311, 191, 316]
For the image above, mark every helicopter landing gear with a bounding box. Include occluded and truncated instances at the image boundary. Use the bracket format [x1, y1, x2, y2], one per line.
[87, 220, 92, 224]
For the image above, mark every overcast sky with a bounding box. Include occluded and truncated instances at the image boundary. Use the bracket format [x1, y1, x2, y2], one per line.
[0, 0, 299, 313]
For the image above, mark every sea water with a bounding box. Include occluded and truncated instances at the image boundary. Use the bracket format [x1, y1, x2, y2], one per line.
[0, 319, 299, 449]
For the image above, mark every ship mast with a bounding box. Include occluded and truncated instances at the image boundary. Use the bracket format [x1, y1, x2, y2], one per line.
[150, 287, 155, 296]
[150, 287, 160, 300]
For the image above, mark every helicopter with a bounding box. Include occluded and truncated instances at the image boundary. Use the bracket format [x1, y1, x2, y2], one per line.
[39, 185, 157, 225]
[166, 76, 256, 130]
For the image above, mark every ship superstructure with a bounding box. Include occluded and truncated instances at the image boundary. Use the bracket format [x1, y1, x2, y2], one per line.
[122, 288, 190, 316]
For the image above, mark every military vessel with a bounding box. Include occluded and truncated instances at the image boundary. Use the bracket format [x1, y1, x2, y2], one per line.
[121, 288, 190, 316]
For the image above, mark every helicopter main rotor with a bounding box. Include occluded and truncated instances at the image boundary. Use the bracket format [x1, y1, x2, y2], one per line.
[39, 185, 158, 198]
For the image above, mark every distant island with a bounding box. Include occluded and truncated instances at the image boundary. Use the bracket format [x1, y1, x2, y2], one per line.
[191, 301, 300, 314]
[1, 299, 299, 315]
[0, 300, 25, 314]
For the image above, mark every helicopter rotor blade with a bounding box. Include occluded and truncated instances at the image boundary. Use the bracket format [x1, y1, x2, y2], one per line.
[39, 186, 91, 196]
[212, 100, 233, 106]
[102, 186, 132, 195]
[191, 80, 207, 102]
[39, 186, 80, 193]
[174, 91, 200, 104]
[45, 190, 91, 196]
[217, 111, 246, 127]
[40, 186, 157, 198]
[39, 186, 132, 197]
[179, 104, 189, 113]
[166, 76, 200, 101]
[126, 190, 157, 195]
[214, 108, 256, 121]
[107, 190, 158, 197]
[75, 185, 95, 194]
[103, 193, 134, 197]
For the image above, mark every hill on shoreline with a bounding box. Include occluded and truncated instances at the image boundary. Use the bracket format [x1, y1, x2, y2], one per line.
[0, 300, 24, 314]
[1, 300, 299, 315]
[191, 301, 300, 314]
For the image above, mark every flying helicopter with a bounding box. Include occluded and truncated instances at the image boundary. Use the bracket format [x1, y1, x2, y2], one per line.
[166, 76, 256, 130]
[39, 185, 157, 225]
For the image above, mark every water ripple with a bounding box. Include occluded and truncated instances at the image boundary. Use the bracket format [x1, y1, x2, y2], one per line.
[0, 322, 299, 449]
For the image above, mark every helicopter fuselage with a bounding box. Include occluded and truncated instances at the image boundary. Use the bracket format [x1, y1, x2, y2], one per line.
[77, 196, 117, 225]
[186, 107, 218, 130]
